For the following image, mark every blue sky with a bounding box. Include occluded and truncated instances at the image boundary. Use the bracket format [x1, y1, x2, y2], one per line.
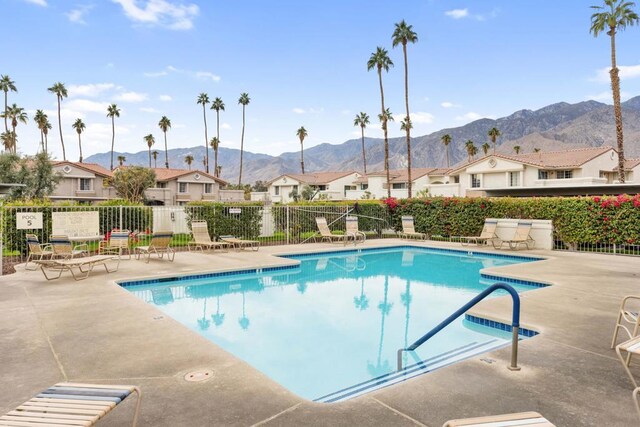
[4, 0, 640, 161]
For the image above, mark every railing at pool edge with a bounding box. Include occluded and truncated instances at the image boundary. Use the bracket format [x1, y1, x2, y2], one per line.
[396, 283, 521, 372]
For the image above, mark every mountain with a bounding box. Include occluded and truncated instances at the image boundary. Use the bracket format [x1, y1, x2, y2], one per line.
[86, 96, 640, 184]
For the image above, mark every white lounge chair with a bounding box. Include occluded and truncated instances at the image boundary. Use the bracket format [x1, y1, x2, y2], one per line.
[315, 217, 345, 243]
[135, 231, 175, 263]
[460, 219, 498, 246]
[220, 235, 260, 251]
[188, 221, 230, 252]
[35, 254, 120, 281]
[492, 221, 535, 250]
[612, 295, 640, 349]
[443, 411, 554, 426]
[616, 335, 640, 388]
[25, 233, 53, 270]
[345, 216, 366, 245]
[399, 216, 428, 240]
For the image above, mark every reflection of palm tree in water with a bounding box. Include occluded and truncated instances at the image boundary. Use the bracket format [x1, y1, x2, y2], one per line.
[400, 280, 412, 366]
[297, 282, 308, 294]
[238, 292, 250, 330]
[353, 277, 369, 310]
[367, 275, 393, 378]
[211, 296, 225, 327]
[197, 298, 211, 330]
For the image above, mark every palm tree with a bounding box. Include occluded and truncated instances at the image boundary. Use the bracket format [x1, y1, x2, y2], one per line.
[481, 142, 490, 156]
[440, 134, 452, 168]
[400, 118, 412, 131]
[296, 126, 308, 174]
[465, 140, 475, 162]
[470, 145, 478, 160]
[212, 296, 225, 327]
[43, 119, 52, 153]
[0, 131, 14, 153]
[0, 75, 17, 133]
[353, 278, 369, 311]
[238, 292, 250, 330]
[367, 46, 394, 198]
[211, 97, 225, 176]
[151, 150, 159, 168]
[238, 93, 250, 185]
[4, 104, 27, 153]
[216, 165, 222, 177]
[34, 110, 47, 152]
[488, 127, 501, 154]
[158, 116, 171, 168]
[184, 154, 194, 170]
[71, 118, 85, 162]
[48, 82, 68, 160]
[196, 93, 211, 173]
[209, 137, 220, 176]
[353, 112, 370, 173]
[106, 103, 120, 170]
[513, 145, 521, 154]
[591, 0, 639, 183]
[117, 155, 126, 166]
[533, 147, 541, 153]
[144, 134, 155, 168]
[392, 20, 418, 198]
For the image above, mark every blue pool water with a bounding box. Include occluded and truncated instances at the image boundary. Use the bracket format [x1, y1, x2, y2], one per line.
[123, 247, 543, 401]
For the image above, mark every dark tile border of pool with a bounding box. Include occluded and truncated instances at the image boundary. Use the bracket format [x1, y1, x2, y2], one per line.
[465, 314, 539, 338]
[480, 273, 550, 289]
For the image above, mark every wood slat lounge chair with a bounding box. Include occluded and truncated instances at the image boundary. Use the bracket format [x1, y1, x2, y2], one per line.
[634, 387, 640, 422]
[460, 219, 498, 246]
[315, 217, 346, 244]
[188, 221, 230, 252]
[35, 255, 120, 281]
[345, 216, 366, 245]
[135, 231, 175, 263]
[612, 295, 640, 349]
[616, 335, 640, 388]
[50, 235, 89, 259]
[443, 411, 554, 426]
[25, 234, 54, 270]
[492, 221, 535, 250]
[99, 230, 132, 259]
[0, 382, 141, 427]
[399, 216, 428, 240]
[220, 235, 260, 251]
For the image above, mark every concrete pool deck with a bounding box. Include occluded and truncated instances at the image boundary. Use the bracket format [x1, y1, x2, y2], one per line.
[1, 239, 639, 426]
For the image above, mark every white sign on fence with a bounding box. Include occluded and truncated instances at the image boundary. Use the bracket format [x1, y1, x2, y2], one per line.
[229, 208, 242, 214]
[52, 211, 100, 237]
[16, 212, 43, 230]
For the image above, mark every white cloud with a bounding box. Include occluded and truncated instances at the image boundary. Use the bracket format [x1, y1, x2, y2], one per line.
[456, 112, 492, 122]
[65, 99, 111, 114]
[114, 91, 148, 102]
[591, 64, 640, 83]
[292, 108, 305, 114]
[195, 71, 221, 82]
[587, 91, 631, 102]
[144, 71, 169, 77]
[66, 5, 93, 24]
[445, 8, 468, 19]
[291, 107, 323, 115]
[68, 83, 115, 98]
[410, 111, 435, 124]
[23, 0, 47, 6]
[440, 101, 461, 109]
[112, 0, 200, 30]
[159, 95, 172, 101]
[221, 123, 231, 130]
[144, 66, 220, 82]
[140, 107, 160, 113]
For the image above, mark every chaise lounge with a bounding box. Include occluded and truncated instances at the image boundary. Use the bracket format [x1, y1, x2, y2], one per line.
[492, 220, 535, 250]
[459, 219, 498, 246]
[345, 216, 366, 245]
[443, 411, 554, 426]
[35, 254, 120, 281]
[135, 231, 175, 263]
[188, 221, 230, 252]
[220, 235, 260, 251]
[398, 216, 428, 240]
[315, 217, 346, 244]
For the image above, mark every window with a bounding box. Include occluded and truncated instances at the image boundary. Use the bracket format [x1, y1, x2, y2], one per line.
[293, 185, 299, 193]
[509, 172, 520, 187]
[454, 176, 460, 184]
[471, 174, 481, 188]
[360, 184, 369, 190]
[538, 170, 549, 180]
[274, 186, 280, 196]
[78, 178, 91, 191]
[392, 183, 407, 189]
[204, 183, 213, 194]
[318, 185, 327, 191]
[157, 182, 167, 189]
[178, 182, 188, 193]
[344, 185, 356, 196]
[556, 170, 573, 179]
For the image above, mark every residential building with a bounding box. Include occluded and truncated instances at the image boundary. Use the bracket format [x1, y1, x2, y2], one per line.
[142, 168, 230, 205]
[50, 161, 115, 203]
[267, 171, 362, 203]
[347, 168, 458, 199]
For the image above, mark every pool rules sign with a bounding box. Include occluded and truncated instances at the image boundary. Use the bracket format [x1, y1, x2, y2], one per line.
[16, 212, 43, 230]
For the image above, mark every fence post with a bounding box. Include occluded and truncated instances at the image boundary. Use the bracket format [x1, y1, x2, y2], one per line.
[119, 206, 123, 231]
[286, 205, 290, 245]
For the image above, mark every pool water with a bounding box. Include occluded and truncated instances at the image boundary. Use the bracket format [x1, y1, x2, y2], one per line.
[124, 247, 541, 401]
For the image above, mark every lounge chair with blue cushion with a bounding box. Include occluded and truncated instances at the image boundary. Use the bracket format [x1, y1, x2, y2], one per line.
[0, 382, 141, 426]
[99, 229, 132, 259]
[135, 231, 175, 263]
[25, 233, 54, 270]
[50, 235, 89, 259]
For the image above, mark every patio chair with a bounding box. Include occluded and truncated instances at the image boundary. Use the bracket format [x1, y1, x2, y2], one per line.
[99, 229, 132, 259]
[459, 219, 499, 246]
[220, 235, 260, 251]
[443, 411, 554, 426]
[0, 382, 141, 427]
[50, 235, 89, 259]
[345, 216, 366, 245]
[492, 220, 535, 250]
[611, 295, 640, 349]
[315, 217, 346, 244]
[35, 254, 120, 281]
[188, 221, 230, 252]
[616, 335, 640, 388]
[135, 231, 175, 263]
[634, 387, 640, 422]
[25, 233, 53, 270]
[398, 216, 428, 240]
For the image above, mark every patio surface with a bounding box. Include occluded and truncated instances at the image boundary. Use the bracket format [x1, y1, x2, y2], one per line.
[1, 239, 639, 426]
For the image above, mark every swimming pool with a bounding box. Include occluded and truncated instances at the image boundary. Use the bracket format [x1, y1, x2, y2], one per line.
[122, 246, 544, 401]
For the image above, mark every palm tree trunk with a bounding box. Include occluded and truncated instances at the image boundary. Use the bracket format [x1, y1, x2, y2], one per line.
[215, 110, 220, 177]
[58, 97, 66, 161]
[610, 29, 625, 183]
[203, 105, 209, 173]
[239, 106, 245, 186]
[11, 124, 17, 154]
[39, 130, 44, 153]
[110, 117, 116, 170]
[148, 148, 152, 168]
[3, 91, 7, 133]
[164, 132, 169, 169]
[403, 42, 412, 198]
[44, 133, 48, 154]
[445, 144, 450, 168]
[378, 68, 391, 199]
[300, 141, 305, 174]
[78, 133, 83, 162]
[361, 127, 367, 173]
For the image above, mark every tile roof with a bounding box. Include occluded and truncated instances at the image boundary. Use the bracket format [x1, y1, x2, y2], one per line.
[357, 168, 451, 184]
[52, 161, 113, 177]
[270, 171, 358, 185]
[113, 166, 228, 185]
[614, 158, 640, 171]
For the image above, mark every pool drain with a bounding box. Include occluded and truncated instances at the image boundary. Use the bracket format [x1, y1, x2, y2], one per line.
[184, 369, 213, 382]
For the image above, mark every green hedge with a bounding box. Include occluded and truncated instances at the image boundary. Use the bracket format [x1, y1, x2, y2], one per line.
[186, 201, 263, 239]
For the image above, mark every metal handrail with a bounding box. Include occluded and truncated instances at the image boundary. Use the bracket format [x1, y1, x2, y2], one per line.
[397, 283, 522, 372]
